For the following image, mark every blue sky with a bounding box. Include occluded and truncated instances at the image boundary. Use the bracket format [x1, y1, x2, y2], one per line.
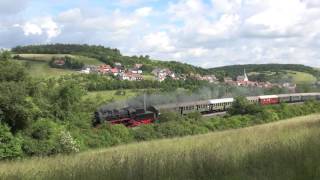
[1, 0, 320, 67]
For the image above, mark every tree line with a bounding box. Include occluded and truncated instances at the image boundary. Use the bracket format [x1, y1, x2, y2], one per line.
[210, 64, 320, 81]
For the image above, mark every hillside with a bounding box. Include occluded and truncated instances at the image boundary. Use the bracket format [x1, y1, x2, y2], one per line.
[10, 44, 320, 84]
[1, 114, 320, 179]
[10, 54, 104, 77]
[210, 64, 320, 83]
[12, 44, 209, 75]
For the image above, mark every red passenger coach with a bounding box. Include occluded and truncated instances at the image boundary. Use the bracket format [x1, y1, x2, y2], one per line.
[259, 95, 279, 105]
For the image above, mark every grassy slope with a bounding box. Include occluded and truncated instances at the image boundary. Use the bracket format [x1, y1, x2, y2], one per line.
[2, 114, 320, 180]
[13, 59, 75, 77]
[83, 90, 140, 105]
[249, 70, 317, 84]
[13, 54, 103, 77]
[286, 70, 317, 84]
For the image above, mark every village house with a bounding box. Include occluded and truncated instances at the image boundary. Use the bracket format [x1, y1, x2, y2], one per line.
[202, 75, 218, 83]
[152, 68, 176, 82]
[119, 72, 143, 81]
[79, 65, 98, 74]
[98, 64, 111, 74]
[128, 68, 143, 74]
[114, 62, 125, 73]
[111, 68, 120, 76]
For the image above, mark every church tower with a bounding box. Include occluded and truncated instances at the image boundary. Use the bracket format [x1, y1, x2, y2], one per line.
[244, 68, 249, 82]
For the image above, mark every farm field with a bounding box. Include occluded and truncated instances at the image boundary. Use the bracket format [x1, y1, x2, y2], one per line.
[1, 114, 320, 180]
[286, 70, 317, 84]
[11, 54, 104, 77]
[249, 70, 317, 84]
[14, 60, 75, 77]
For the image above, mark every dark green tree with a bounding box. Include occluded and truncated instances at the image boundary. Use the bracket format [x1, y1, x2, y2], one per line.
[0, 51, 11, 61]
[0, 124, 23, 159]
[228, 96, 262, 115]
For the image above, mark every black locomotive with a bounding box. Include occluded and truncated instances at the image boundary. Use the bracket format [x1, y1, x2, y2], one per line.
[93, 106, 159, 127]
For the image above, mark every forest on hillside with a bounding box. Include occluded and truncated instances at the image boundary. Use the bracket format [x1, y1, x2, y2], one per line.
[210, 64, 320, 81]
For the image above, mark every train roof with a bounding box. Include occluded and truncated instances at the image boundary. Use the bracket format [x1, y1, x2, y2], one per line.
[209, 98, 234, 104]
[246, 96, 259, 100]
[151, 92, 320, 110]
[154, 100, 210, 109]
[259, 95, 278, 99]
[277, 93, 320, 97]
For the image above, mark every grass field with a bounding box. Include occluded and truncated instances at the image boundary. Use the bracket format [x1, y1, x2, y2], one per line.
[1, 114, 320, 180]
[83, 90, 140, 104]
[12, 54, 103, 77]
[249, 70, 317, 84]
[13, 60, 75, 77]
[286, 70, 317, 84]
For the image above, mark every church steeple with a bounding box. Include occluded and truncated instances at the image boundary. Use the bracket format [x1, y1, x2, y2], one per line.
[244, 68, 248, 82]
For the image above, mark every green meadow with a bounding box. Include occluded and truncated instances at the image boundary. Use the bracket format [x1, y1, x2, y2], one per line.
[1, 114, 320, 180]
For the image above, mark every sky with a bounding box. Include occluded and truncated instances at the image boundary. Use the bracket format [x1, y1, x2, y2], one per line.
[1, 0, 320, 68]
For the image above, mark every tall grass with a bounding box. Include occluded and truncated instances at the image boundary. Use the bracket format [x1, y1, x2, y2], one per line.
[1, 114, 320, 180]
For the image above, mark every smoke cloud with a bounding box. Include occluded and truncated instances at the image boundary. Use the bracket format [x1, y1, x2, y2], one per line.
[99, 84, 266, 111]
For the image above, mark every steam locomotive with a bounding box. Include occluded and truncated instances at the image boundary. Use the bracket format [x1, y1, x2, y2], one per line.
[93, 106, 159, 127]
[93, 93, 320, 127]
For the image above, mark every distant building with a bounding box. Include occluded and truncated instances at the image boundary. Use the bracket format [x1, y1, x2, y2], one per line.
[80, 67, 91, 74]
[98, 64, 111, 74]
[134, 64, 143, 69]
[111, 68, 120, 76]
[53, 59, 65, 66]
[152, 68, 176, 82]
[119, 72, 143, 81]
[128, 68, 143, 74]
[201, 75, 218, 83]
[237, 69, 250, 86]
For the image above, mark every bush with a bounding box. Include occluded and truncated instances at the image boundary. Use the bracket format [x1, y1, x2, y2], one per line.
[22, 119, 61, 156]
[132, 125, 159, 141]
[155, 121, 193, 137]
[0, 124, 23, 160]
[108, 124, 133, 145]
[186, 111, 202, 121]
[158, 111, 183, 123]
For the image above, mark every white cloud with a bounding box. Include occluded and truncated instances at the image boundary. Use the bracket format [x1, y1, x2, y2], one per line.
[57, 8, 82, 23]
[15, 17, 61, 40]
[168, 0, 207, 20]
[212, 0, 242, 13]
[198, 14, 240, 36]
[135, 7, 153, 17]
[142, 32, 175, 52]
[2, 0, 320, 68]
[245, 0, 306, 34]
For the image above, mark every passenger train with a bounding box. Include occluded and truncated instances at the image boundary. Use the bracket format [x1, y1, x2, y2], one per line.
[93, 93, 320, 127]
